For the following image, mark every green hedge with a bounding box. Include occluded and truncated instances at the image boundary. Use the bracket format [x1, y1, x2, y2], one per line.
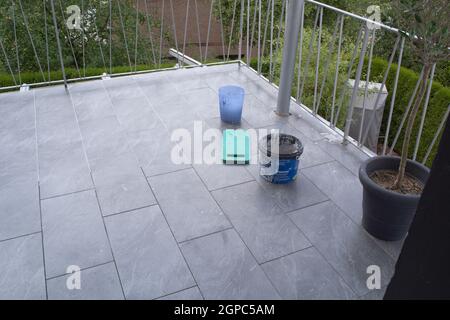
[0, 63, 176, 88]
[364, 57, 450, 167]
[251, 56, 449, 167]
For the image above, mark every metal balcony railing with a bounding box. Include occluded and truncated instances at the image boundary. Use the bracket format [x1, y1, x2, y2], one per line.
[0, 0, 448, 165]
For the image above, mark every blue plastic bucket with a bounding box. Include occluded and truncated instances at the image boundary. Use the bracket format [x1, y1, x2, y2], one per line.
[259, 134, 304, 184]
[219, 86, 245, 124]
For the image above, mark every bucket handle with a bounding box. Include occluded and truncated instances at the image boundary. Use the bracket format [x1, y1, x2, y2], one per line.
[260, 131, 280, 176]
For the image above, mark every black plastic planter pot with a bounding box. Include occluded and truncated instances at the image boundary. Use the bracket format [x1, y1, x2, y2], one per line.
[359, 156, 430, 241]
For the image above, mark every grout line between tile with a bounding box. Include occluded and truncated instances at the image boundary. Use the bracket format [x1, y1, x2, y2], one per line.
[130, 75, 206, 178]
[300, 159, 336, 170]
[258, 245, 314, 266]
[206, 176, 257, 193]
[66, 85, 93, 175]
[209, 178, 256, 193]
[177, 226, 235, 245]
[37, 183, 48, 300]
[145, 166, 193, 179]
[0, 230, 42, 245]
[99, 78, 145, 167]
[40, 188, 96, 201]
[282, 199, 331, 216]
[45, 260, 115, 281]
[142, 167, 205, 300]
[90, 174, 127, 300]
[241, 166, 330, 215]
[191, 166, 284, 299]
[152, 285, 200, 301]
[301, 162, 399, 263]
[130, 76, 170, 132]
[285, 201, 361, 299]
[32, 90, 40, 183]
[102, 204, 160, 219]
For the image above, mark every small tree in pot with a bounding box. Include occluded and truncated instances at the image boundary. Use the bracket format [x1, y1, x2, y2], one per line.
[393, 0, 450, 191]
[359, 0, 450, 241]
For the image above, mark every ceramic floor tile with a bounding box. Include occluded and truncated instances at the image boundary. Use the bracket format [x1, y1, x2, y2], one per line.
[71, 88, 115, 122]
[246, 165, 329, 213]
[194, 163, 254, 191]
[127, 125, 191, 177]
[289, 201, 396, 296]
[47, 262, 124, 300]
[180, 229, 280, 300]
[148, 169, 230, 242]
[105, 206, 195, 299]
[302, 161, 364, 223]
[317, 137, 370, 175]
[79, 116, 131, 161]
[111, 96, 161, 132]
[262, 247, 355, 300]
[90, 154, 156, 216]
[0, 177, 40, 241]
[38, 141, 93, 199]
[0, 233, 46, 300]
[212, 181, 311, 263]
[41, 190, 112, 278]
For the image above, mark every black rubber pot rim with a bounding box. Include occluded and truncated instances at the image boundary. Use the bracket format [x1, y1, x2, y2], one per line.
[359, 156, 429, 202]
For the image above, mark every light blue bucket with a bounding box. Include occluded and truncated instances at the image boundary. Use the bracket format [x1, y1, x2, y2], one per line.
[219, 86, 245, 124]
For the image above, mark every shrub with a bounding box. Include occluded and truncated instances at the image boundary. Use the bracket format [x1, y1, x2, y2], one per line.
[363, 57, 450, 166]
[251, 53, 449, 167]
[0, 62, 176, 88]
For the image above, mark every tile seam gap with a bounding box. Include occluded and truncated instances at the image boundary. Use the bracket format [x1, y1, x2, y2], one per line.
[130, 75, 201, 174]
[45, 260, 115, 281]
[102, 204, 160, 219]
[283, 199, 332, 216]
[300, 159, 336, 170]
[38, 183, 48, 300]
[152, 285, 200, 301]
[207, 177, 257, 193]
[66, 85, 93, 175]
[142, 167, 204, 300]
[90, 178, 127, 300]
[177, 226, 235, 245]
[40, 187, 96, 201]
[285, 211, 360, 298]
[145, 166, 193, 179]
[99, 78, 144, 167]
[258, 245, 315, 266]
[198, 166, 284, 299]
[298, 181, 397, 264]
[33, 90, 40, 182]
[0, 230, 42, 244]
[294, 163, 373, 240]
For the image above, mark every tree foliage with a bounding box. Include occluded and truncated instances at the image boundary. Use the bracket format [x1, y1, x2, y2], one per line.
[390, 0, 449, 189]
[0, 0, 165, 81]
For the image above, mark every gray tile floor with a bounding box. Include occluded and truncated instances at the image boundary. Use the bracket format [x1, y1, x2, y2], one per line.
[0, 63, 404, 300]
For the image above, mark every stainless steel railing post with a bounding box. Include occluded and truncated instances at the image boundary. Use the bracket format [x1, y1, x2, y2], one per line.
[276, 0, 304, 116]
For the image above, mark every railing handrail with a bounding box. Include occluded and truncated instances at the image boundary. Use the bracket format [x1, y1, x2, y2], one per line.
[306, 0, 400, 34]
